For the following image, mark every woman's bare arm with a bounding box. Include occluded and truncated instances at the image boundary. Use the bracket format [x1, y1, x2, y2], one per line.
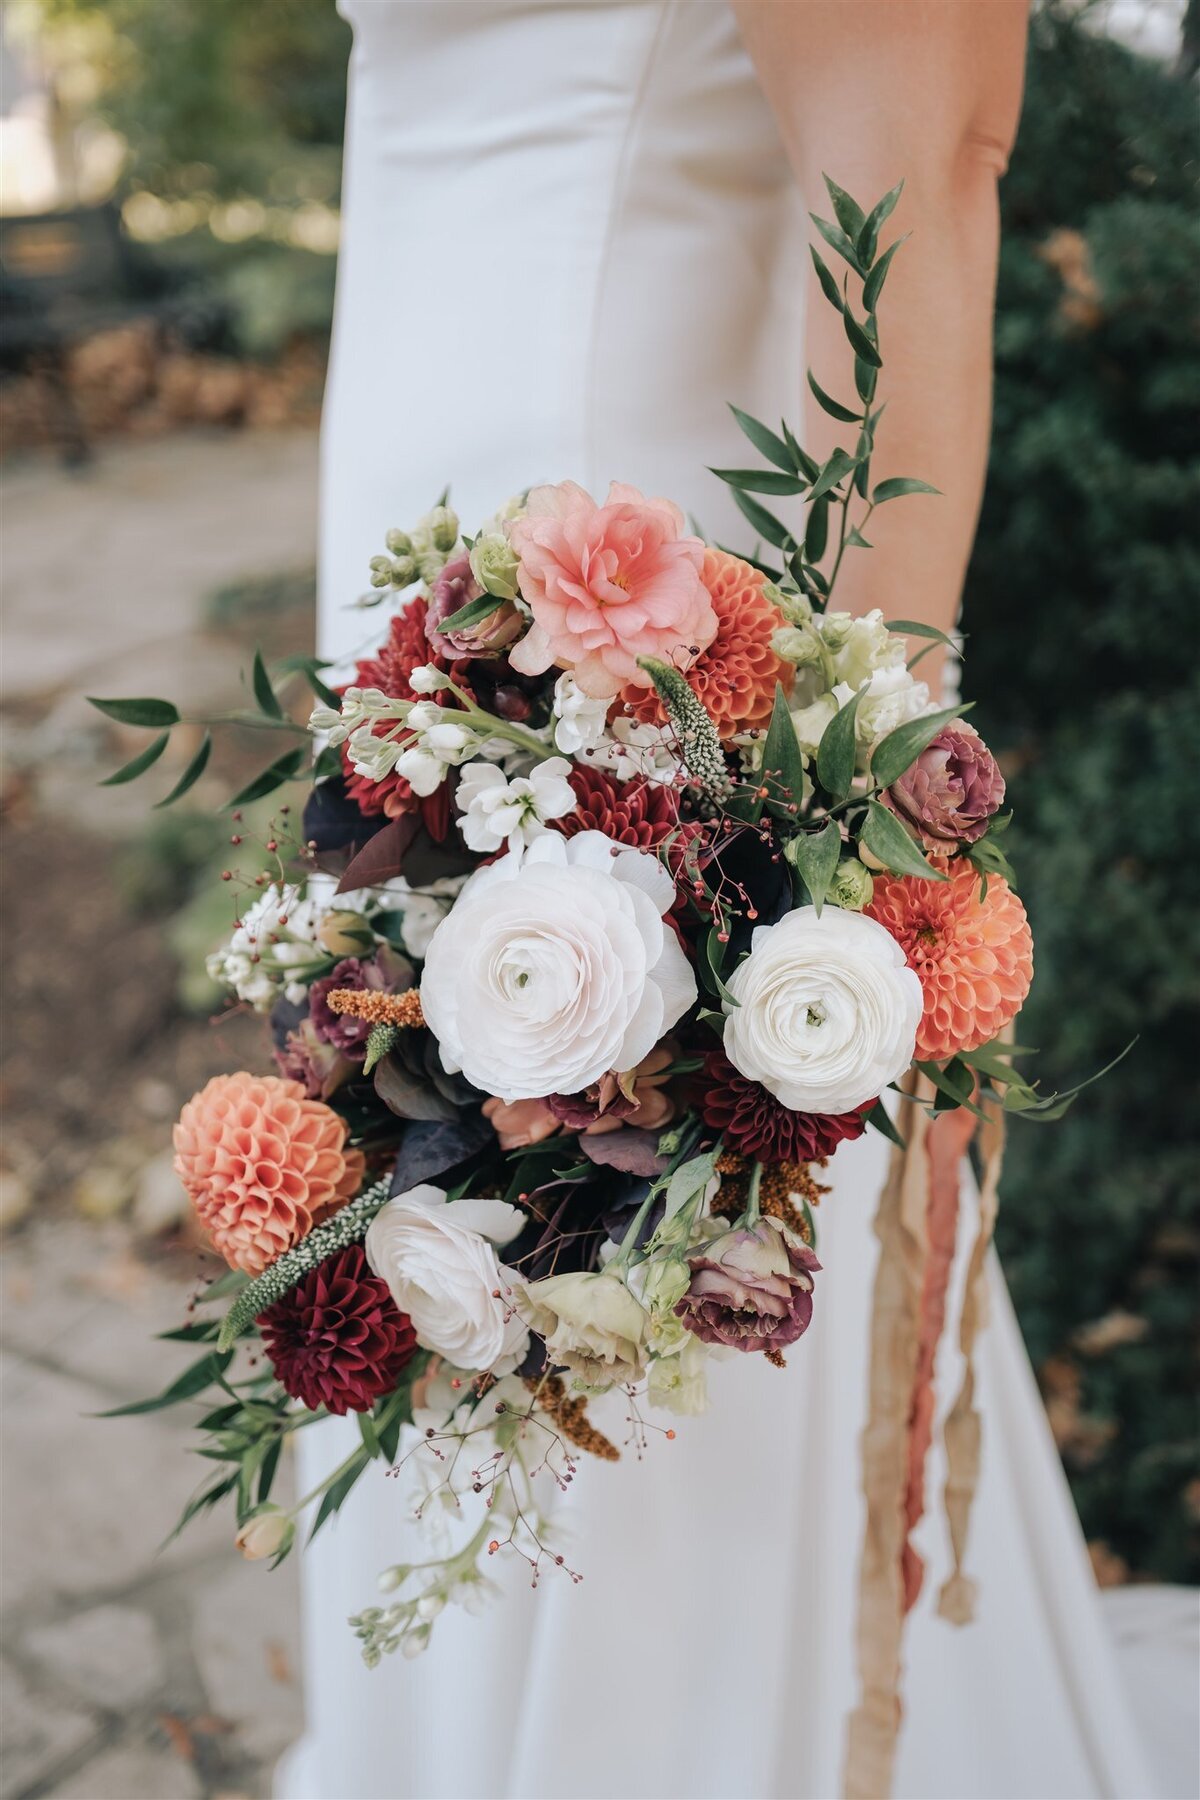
[733, 0, 1029, 689]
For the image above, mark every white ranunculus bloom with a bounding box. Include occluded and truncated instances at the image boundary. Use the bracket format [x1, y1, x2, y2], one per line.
[364, 1183, 529, 1372]
[420, 830, 695, 1102]
[722, 906, 922, 1114]
[454, 755, 576, 854]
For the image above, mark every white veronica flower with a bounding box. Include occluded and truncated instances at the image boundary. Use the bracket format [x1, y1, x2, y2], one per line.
[722, 906, 922, 1115]
[365, 1183, 529, 1372]
[454, 756, 576, 854]
[420, 830, 695, 1101]
[551, 672, 608, 755]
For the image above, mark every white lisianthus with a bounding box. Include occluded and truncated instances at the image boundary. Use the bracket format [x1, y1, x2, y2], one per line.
[847, 664, 931, 748]
[518, 1269, 650, 1389]
[365, 1183, 529, 1372]
[647, 1337, 710, 1416]
[820, 608, 901, 689]
[454, 756, 576, 854]
[722, 906, 922, 1114]
[790, 692, 839, 758]
[551, 672, 608, 755]
[420, 830, 695, 1102]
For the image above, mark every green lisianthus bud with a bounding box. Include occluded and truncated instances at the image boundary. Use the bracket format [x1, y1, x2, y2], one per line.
[368, 554, 393, 589]
[389, 554, 418, 587]
[772, 624, 826, 670]
[385, 528, 414, 556]
[829, 856, 875, 910]
[318, 909, 375, 957]
[468, 532, 521, 601]
[763, 581, 813, 627]
[426, 505, 459, 553]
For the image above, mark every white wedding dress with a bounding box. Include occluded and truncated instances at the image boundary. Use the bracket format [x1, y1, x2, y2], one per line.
[280, 5, 1195, 1797]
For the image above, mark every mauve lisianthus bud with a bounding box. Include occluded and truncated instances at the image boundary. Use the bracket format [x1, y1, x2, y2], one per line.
[385, 528, 414, 556]
[676, 1220, 820, 1353]
[888, 718, 1005, 845]
[426, 555, 523, 659]
[236, 1506, 293, 1561]
[318, 909, 375, 957]
[828, 856, 874, 912]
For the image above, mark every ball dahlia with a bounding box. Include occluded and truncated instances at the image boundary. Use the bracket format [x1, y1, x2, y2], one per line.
[174, 1073, 365, 1275]
[866, 862, 1034, 1062]
[617, 547, 792, 738]
[259, 1244, 417, 1414]
[697, 1051, 870, 1163]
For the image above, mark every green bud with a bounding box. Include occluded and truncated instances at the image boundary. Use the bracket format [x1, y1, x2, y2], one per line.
[426, 505, 459, 553]
[368, 554, 393, 589]
[763, 581, 813, 627]
[771, 624, 826, 669]
[468, 532, 521, 601]
[828, 856, 875, 911]
[385, 528, 414, 556]
[389, 554, 418, 587]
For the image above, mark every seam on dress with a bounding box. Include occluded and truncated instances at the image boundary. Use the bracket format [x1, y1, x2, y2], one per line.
[580, 0, 677, 496]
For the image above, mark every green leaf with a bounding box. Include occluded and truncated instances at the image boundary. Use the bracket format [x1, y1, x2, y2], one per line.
[710, 467, 807, 495]
[869, 702, 975, 789]
[98, 1350, 234, 1417]
[787, 820, 842, 914]
[277, 654, 341, 710]
[884, 619, 960, 648]
[357, 1409, 382, 1458]
[438, 592, 506, 634]
[252, 649, 283, 720]
[781, 419, 820, 483]
[810, 212, 865, 275]
[860, 799, 947, 880]
[804, 494, 830, 563]
[662, 1149, 720, 1223]
[806, 370, 861, 424]
[759, 683, 808, 816]
[704, 926, 740, 1009]
[863, 232, 909, 312]
[916, 1058, 987, 1119]
[815, 692, 861, 799]
[87, 696, 180, 728]
[823, 175, 867, 244]
[731, 486, 793, 550]
[864, 1099, 906, 1150]
[99, 731, 170, 787]
[857, 180, 904, 267]
[809, 244, 846, 315]
[154, 731, 212, 808]
[854, 356, 878, 406]
[842, 310, 882, 367]
[728, 404, 795, 473]
[807, 447, 861, 504]
[872, 476, 941, 505]
[714, 542, 783, 581]
[847, 525, 873, 550]
[258, 1438, 282, 1506]
[226, 747, 306, 809]
[309, 1451, 371, 1542]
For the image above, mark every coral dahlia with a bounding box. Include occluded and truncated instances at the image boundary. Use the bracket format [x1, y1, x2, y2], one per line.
[866, 862, 1034, 1061]
[618, 547, 792, 739]
[174, 1073, 364, 1275]
[260, 1245, 418, 1414]
[697, 1051, 870, 1164]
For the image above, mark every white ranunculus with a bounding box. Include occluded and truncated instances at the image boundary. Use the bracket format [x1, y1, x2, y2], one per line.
[419, 830, 695, 1102]
[454, 756, 576, 854]
[518, 1269, 650, 1388]
[722, 906, 922, 1114]
[364, 1183, 529, 1372]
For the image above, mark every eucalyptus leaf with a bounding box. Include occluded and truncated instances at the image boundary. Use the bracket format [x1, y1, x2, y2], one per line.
[786, 820, 842, 913]
[226, 746, 306, 809]
[98, 1350, 234, 1417]
[870, 702, 975, 789]
[884, 619, 960, 648]
[728, 405, 795, 473]
[857, 181, 904, 268]
[252, 649, 283, 720]
[87, 695, 180, 728]
[154, 731, 212, 807]
[807, 447, 861, 503]
[710, 467, 807, 495]
[854, 356, 878, 405]
[100, 731, 170, 787]
[731, 486, 793, 550]
[872, 476, 941, 504]
[810, 212, 865, 275]
[842, 310, 882, 367]
[823, 174, 867, 243]
[860, 799, 947, 880]
[806, 370, 861, 424]
[809, 245, 846, 314]
[815, 692, 861, 799]
[781, 420, 819, 483]
[804, 494, 830, 562]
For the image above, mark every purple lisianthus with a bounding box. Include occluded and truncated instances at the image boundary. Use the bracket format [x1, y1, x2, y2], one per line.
[887, 719, 1005, 845]
[308, 956, 390, 1059]
[676, 1221, 820, 1353]
[425, 554, 522, 660]
[274, 1020, 353, 1100]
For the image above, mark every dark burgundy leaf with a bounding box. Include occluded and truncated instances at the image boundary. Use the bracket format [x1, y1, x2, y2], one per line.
[388, 1113, 495, 1193]
[303, 776, 387, 856]
[374, 1051, 460, 1121]
[579, 1128, 669, 1177]
[337, 816, 422, 894]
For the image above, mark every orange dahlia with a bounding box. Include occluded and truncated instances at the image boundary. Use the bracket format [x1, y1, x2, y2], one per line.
[174, 1073, 365, 1275]
[866, 862, 1033, 1062]
[617, 547, 792, 739]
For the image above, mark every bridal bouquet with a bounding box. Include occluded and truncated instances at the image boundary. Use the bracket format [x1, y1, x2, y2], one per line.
[93, 183, 1090, 1666]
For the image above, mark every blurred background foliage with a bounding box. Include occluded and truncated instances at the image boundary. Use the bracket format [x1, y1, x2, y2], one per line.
[11, 0, 1198, 1580]
[966, 2, 1199, 1582]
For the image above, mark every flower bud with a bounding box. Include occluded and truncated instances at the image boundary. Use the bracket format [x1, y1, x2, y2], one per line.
[763, 581, 813, 627]
[426, 505, 460, 553]
[235, 1506, 294, 1561]
[828, 857, 875, 912]
[368, 554, 393, 589]
[385, 528, 414, 556]
[468, 533, 521, 601]
[318, 909, 374, 957]
[771, 625, 826, 670]
[389, 554, 418, 588]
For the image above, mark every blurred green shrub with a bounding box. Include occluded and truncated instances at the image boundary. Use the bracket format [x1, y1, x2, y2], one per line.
[966, 2, 1200, 1582]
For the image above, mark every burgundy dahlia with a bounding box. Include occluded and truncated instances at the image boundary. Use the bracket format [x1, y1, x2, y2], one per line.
[698, 1051, 870, 1163]
[887, 718, 1005, 846]
[676, 1221, 821, 1352]
[259, 1244, 417, 1415]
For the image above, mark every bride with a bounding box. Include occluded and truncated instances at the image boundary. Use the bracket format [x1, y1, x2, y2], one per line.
[280, 4, 1163, 1796]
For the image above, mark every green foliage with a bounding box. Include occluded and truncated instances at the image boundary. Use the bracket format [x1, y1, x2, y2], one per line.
[964, 3, 1200, 1581]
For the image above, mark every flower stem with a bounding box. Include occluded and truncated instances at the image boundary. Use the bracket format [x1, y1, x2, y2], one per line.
[744, 1161, 764, 1227]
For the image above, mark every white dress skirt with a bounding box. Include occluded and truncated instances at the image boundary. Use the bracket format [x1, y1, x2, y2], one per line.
[279, 4, 1184, 1795]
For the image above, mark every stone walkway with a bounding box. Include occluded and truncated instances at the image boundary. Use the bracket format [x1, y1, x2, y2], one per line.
[1, 431, 320, 1800]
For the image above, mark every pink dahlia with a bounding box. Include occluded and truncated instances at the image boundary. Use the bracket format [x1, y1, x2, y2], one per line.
[866, 862, 1034, 1061]
[508, 481, 716, 699]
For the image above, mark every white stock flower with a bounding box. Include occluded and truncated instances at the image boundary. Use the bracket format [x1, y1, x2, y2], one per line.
[846, 664, 931, 748]
[454, 756, 576, 854]
[518, 1269, 650, 1389]
[588, 717, 683, 786]
[722, 906, 922, 1114]
[420, 830, 695, 1102]
[819, 608, 901, 689]
[409, 663, 450, 694]
[551, 672, 608, 756]
[206, 883, 327, 1009]
[365, 1183, 529, 1372]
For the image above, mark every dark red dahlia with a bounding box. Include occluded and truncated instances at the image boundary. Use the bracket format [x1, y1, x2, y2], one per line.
[697, 1051, 871, 1164]
[259, 1245, 417, 1415]
[341, 598, 455, 824]
[553, 764, 683, 852]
